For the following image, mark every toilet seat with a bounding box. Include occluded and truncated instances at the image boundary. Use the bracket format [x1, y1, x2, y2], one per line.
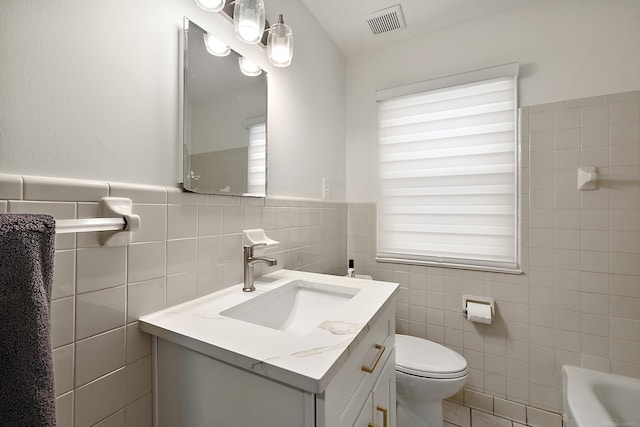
[395, 334, 468, 379]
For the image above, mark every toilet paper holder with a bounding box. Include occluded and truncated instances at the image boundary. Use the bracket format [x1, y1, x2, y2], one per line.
[462, 295, 495, 319]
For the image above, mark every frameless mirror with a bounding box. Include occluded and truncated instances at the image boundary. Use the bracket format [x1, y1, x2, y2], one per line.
[181, 18, 267, 196]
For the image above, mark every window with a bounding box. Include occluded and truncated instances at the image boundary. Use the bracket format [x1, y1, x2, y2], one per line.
[376, 64, 520, 273]
[247, 122, 266, 195]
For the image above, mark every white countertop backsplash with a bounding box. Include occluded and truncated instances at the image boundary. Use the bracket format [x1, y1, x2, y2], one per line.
[139, 269, 398, 393]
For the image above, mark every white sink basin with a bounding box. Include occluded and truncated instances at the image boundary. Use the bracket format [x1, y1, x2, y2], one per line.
[563, 365, 640, 427]
[221, 279, 360, 335]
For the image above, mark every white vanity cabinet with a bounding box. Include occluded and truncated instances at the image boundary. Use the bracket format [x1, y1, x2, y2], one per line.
[139, 270, 399, 427]
[151, 296, 396, 427]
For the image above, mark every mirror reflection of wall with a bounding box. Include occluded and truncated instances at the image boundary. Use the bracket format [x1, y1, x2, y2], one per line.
[182, 18, 267, 197]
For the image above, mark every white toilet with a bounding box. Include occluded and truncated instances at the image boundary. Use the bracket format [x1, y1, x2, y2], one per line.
[395, 334, 468, 427]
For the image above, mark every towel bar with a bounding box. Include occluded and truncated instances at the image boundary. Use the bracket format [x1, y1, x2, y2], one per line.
[53, 197, 141, 246]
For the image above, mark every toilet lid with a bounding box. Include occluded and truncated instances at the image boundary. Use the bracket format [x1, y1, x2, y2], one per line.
[395, 334, 468, 379]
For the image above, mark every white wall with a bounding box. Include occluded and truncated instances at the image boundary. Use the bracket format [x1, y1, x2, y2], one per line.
[0, 0, 346, 200]
[346, 0, 640, 201]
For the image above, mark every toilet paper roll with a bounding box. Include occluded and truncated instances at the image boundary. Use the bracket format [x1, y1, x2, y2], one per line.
[466, 301, 492, 324]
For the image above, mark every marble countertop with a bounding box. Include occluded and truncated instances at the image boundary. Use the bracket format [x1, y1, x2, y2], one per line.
[139, 269, 398, 394]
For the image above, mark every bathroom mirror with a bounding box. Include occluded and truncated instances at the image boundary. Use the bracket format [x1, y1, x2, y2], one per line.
[181, 18, 267, 196]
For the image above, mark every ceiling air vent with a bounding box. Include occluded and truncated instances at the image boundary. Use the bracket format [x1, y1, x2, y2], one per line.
[365, 4, 406, 36]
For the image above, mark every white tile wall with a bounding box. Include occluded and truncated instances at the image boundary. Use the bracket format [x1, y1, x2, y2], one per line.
[1, 176, 348, 426]
[349, 90, 640, 419]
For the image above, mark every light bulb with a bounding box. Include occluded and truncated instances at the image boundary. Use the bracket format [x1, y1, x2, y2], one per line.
[233, 0, 265, 44]
[203, 33, 230, 57]
[267, 15, 293, 67]
[193, 0, 225, 12]
[238, 56, 262, 76]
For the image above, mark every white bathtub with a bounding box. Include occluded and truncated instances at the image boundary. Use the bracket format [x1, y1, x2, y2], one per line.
[563, 365, 640, 427]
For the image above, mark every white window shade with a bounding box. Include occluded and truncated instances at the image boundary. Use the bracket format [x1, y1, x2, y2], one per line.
[377, 69, 519, 273]
[247, 122, 266, 195]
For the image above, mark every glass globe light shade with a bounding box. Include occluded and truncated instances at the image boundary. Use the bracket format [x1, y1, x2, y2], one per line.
[267, 15, 293, 67]
[203, 33, 230, 57]
[233, 0, 266, 44]
[238, 56, 262, 77]
[193, 0, 225, 12]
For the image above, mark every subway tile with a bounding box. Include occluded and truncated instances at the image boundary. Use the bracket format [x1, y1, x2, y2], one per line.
[56, 392, 73, 427]
[554, 128, 581, 150]
[222, 234, 242, 263]
[125, 356, 152, 405]
[0, 201, 6, 212]
[23, 175, 108, 202]
[529, 111, 555, 132]
[223, 205, 243, 234]
[611, 361, 640, 378]
[610, 144, 640, 167]
[604, 91, 640, 103]
[581, 104, 610, 126]
[197, 205, 223, 236]
[166, 205, 198, 241]
[127, 277, 166, 323]
[209, 194, 241, 206]
[76, 286, 126, 340]
[611, 122, 640, 145]
[611, 295, 640, 320]
[580, 355, 610, 373]
[581, 124, 609, 147]
[565, 95, 604, 108]
[0, 173, 23, 199]
[132, 204, 167, 243]
[494, 397, 526, 423]
[611, 339, 640, 364]
[77, 246, 126, 294]
[93, 410, 125, 427]
[611, 252, 640, 276]
[125, 393, 153, 427]
[127, 242, 166, 283]
[109, 182, 167, 204]
[166, 270, 198, 306]
[611, 317, 640, 341]
[443, 400, 471, 427]
[471, 409, 511, 427]
[554, 108, 580, 130]
[611, 231, 640, 253]
[126, 322, 152, 364]
[198, 236, 223, 268]
[611, 100, 640, 123]
[74, 368, 126, 427]
[197, 265, 223, 296]
[581, 333, 610, 358]
[53, 344, 74, 397]
[167, 238, 197, 274]
[581, 292, 610, 315]
[611, 274, 640, 297]
[166, 187, 208, 205]
[51, 296, 74, 348]
[526, 405, 562, 427]
[53, 250, 75, 299]
[75, 328, 125, 387]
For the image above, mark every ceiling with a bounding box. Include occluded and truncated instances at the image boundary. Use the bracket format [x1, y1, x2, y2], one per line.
[300, 0, 540, 57]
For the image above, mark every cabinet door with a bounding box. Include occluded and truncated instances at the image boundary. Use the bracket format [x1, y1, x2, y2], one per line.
[371, 349, 396, 427]
[353, 394, 374, 427]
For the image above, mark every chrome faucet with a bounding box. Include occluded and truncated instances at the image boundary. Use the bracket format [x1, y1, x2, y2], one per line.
[243, 243, 277, 292]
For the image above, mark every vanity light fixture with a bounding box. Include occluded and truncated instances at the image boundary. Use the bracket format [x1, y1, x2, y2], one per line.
[193, 0, 226, 12]
[238, 56, 262, 76]
[234, 0, 266, 44]
[266, 14, 293, 67]
[197, 0, 294, 67]
[203, 32, 230, 57]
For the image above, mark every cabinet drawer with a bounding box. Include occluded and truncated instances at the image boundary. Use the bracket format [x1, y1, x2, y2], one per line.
[320, 302, 395, 426]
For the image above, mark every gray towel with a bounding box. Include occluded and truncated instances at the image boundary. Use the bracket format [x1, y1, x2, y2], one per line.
[0, 214, 56, 427]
